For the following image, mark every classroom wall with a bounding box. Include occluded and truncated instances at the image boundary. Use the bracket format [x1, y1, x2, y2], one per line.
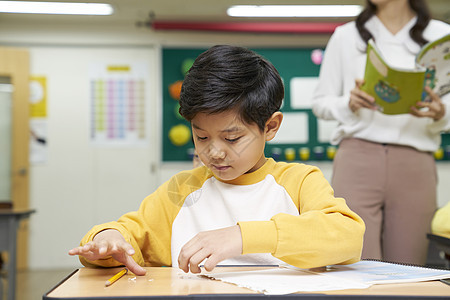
[26, 45, 159, 269]
[1, 20, 449, 270]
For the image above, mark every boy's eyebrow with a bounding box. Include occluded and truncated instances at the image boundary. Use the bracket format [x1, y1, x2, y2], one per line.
[221, 126, 243, 133]
[192, 123, 243, 133]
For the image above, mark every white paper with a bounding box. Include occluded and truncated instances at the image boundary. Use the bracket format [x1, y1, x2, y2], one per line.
[321, 260, 450, 285]
[30, 118, 48, 163]
[204, 267, 370, 295]
[202, 261, 450, 295]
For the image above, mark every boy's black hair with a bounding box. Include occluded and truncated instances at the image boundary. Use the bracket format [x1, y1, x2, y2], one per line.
[179, 45, 284, 131]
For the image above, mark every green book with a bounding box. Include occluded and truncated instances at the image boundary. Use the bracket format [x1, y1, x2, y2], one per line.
[361, 33, 450, 115]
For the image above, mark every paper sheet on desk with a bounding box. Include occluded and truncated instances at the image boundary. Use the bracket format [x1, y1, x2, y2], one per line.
[202, 268, 371, 295]
[323, 260, 450, 284]
[203, 260, 450, 295]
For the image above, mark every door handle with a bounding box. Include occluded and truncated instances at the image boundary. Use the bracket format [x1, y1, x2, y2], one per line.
[18, 168, 27, 176]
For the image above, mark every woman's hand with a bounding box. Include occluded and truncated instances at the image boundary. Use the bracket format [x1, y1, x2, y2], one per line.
[410, 86, 446, 121]
[349, 79, 376, 112]
[68, 229, 147, 276]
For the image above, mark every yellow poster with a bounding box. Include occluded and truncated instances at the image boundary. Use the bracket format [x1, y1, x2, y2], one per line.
[29, 76, 47, 117]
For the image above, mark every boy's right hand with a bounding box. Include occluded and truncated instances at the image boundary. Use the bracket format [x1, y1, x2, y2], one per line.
[68, 229, 146, 276]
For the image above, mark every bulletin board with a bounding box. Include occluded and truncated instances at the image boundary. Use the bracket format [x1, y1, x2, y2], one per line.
[162, 47, 450, 162]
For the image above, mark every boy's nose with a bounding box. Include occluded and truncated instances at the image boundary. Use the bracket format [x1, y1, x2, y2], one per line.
[208, 143, 226, 160]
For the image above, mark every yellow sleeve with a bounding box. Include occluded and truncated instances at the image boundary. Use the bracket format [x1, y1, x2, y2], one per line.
[239, 166, 365, 269]
[79, 179, 182, 268]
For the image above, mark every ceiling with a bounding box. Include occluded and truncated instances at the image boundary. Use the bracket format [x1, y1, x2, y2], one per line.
[0, 0, 448, 28]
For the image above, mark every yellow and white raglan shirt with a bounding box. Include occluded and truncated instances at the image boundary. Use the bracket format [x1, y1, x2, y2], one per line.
[80, 158, 365, 269]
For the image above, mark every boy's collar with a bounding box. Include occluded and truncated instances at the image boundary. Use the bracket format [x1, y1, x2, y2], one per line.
[213, 158, 276, 185]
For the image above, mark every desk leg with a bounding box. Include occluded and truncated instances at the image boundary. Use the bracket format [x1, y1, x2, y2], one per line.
[6, 217, 17, 300]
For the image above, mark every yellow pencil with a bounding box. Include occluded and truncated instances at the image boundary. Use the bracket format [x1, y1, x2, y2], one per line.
[105, 268, 128, 287]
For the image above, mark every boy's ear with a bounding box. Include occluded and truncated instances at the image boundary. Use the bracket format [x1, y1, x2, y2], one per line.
[265, 112, 283, 142]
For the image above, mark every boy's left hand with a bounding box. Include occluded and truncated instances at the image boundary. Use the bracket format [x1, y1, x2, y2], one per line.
[178, 225, 243, 273]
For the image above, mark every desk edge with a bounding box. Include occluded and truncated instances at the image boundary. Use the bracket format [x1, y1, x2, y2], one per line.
[43, 269, 79, 300]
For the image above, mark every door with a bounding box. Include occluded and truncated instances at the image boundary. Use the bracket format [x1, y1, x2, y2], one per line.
[0, 47, 30, 269]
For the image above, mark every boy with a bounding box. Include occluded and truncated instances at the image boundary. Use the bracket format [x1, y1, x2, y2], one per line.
[69, 45, 365, 275]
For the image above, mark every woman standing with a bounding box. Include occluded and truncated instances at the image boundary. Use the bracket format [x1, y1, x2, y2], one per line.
[312, 0, 450, 265]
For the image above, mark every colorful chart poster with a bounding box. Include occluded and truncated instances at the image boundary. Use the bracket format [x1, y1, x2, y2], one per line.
[89, 63, 149, 146]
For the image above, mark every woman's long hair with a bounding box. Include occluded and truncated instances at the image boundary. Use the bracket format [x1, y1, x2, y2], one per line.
[355, 0, 431, 46]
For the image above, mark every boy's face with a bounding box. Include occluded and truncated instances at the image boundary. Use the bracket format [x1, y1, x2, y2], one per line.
[191, 110, 267, 182]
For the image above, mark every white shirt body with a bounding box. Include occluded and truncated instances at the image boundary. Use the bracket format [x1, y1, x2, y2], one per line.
[171, 175, 299, 267]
